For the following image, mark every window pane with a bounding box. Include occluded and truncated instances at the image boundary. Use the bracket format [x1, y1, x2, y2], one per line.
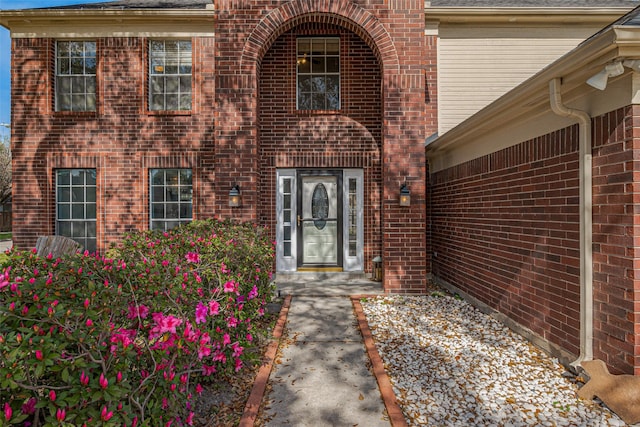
[166, 95, 179, 111]
[151, 169, 164, 186]
[180, 204, 192, 219]
[152, 203, 164, 219]
[311, 93, 326, 110]
[284, 241, 291, 257]
[165, 203, 179, 218]
[152, 186, 165, 202]
[85, 57, 97, 74]
[58, 187, 70, 203]
[179, 76, 191, 92]
[150, 95, 165, 111]
[297, 58, 310, 74]
[72, 204, 85, 219]
[311, 57, 325, 74]
[86, 204, 96, 219]
[326, 57, 339, 73]
[58, 221, 71, 236]
[58, 204, 70, 220]
[326, 39, 339, 54]
[166, 77, 179, 93]
[180, 169, 192, 185]
[298, 93, 311, 110]
[58, 59, 70, 75]
[72, 187, 84, 202]
[166, 187, 179, 202]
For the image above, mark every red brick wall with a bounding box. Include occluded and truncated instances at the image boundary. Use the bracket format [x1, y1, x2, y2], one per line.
[431, 127, 582, 358]
[430, 105, 640, 374]
[11, 37, 216, 252]
[259, 25, 382, 272]
[216, 0, 427, 292]
[592, 106, 639, 375]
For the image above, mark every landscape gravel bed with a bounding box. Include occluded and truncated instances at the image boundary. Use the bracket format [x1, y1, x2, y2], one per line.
[360, 294, 628, 426]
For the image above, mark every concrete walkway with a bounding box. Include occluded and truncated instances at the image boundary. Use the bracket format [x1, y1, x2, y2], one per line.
[260, 276, 392, 426]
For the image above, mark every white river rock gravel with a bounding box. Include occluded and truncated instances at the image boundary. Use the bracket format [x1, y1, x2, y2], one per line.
[360, 294, 630, 427]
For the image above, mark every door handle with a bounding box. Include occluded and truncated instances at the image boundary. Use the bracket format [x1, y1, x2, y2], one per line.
[297, 215, 302, 227]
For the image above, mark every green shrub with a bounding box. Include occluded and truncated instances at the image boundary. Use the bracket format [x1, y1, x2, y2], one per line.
[0, 219, 275, 426]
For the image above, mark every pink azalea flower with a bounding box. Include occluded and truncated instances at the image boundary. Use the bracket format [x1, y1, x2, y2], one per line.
[49, 390, 56, 402]
[195, 384, 203, 395]
[4, 403, 12, 421]
[149, 313, 183, 338]
[117, 371, 123, 383]
[185, 252, 200, 263]
[183, 321, 199, 342]
[101, 405, 113, 421]
[56, 407, 66, 422]
[202, 365, 216, 376]
[208, 300, 220, 315]
[21, 398, 36, 415]
[248, 285, 258, 300]
[223, 333, 231, 346]
[195, 302, 208, 324]
[99, 372, 108, 389]
[234, 358, 243, 372]
[80, 371, 90, 386]
[35, 350, 43, 360]
[127, 303, 149, 319]
[223, 280, 237, 293]
[86, 318, 94, 327]
[83, 298, 90, 309]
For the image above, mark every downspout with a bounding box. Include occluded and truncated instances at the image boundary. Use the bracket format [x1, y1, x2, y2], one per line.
[548, 78, 593, 369]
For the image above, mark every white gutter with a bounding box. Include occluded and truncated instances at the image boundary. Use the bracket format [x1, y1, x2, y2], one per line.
[548, 78, 593, 369]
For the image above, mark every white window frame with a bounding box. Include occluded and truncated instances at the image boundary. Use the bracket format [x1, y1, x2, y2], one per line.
[296, 37, 340, 110]
[55, 169, 97, 252]
[55, 40, 97, 112]
[276, 169, 298, 272]
[148, 39, 193, 111]
[343, 169, 364, 271]
[149, 168, 193, 231]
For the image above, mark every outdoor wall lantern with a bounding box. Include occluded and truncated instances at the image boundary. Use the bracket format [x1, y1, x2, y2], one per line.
[586, 61, 624, 90]
[399, 184, 411, 207]
[229, 185, 241, 207]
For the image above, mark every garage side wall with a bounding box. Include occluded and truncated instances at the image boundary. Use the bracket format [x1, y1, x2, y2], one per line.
[430, 105, 639, 374]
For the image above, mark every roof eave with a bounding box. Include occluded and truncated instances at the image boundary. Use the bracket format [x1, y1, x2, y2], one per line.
[0, 8, 216, 31]
[425, 7, 634, 24]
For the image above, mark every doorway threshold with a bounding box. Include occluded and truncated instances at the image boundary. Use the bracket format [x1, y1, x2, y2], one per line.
[273, 271, 384, 296]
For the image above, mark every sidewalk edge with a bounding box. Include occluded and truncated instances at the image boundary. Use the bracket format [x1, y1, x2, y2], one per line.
[351, 295, 408, 427]
[238, 294, 292, 427]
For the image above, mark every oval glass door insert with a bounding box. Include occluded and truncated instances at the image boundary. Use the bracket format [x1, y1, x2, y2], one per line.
[311, 183, 329, 229]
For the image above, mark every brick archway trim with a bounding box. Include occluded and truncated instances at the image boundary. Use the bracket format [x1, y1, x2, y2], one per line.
[241, 0, 399, 72]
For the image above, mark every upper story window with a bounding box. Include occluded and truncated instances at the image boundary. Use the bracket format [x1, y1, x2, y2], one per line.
[149, 40, 192, 111]
[55, 41, 97, 112]
[297, 37, 340, 110]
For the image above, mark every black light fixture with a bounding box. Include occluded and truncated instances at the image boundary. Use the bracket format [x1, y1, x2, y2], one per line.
[229, 185, 241, 207]
[399, 184, 410, 207]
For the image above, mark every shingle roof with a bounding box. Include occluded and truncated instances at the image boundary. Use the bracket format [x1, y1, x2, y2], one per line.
[33, 0, 640, 9]
[43, 0, 211, 9]
[430, 0, 639, 6]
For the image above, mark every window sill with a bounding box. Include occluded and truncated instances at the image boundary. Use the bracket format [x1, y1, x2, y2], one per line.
[147, 110, 192, 116]
[296, 109, 342, 116]
[54, 111, 98, 118]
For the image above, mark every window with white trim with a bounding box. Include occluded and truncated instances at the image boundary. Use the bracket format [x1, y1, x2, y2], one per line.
[55, 41, 97, 112]
[150, 169, 193, 231]
[56, 169, 97, 252]
[149, 40, 192, 111]
[297, 37, 340, 110]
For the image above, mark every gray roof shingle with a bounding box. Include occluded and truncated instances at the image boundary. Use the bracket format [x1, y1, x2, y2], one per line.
[41, 0, 211, 9]
[430, 0, 639, 7]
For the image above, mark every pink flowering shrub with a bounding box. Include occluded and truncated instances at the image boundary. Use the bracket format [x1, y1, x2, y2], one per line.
[0, 219, 275, 426]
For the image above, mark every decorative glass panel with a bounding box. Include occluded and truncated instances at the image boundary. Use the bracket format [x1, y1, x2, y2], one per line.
[348, 178, 357, 257]
[282, 178, 293, 257]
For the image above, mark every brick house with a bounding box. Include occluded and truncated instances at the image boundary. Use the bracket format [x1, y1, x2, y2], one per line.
[2, 0, 640, 372]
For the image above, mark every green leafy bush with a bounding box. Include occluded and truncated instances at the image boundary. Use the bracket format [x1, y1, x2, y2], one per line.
[0, 219, 275, 426]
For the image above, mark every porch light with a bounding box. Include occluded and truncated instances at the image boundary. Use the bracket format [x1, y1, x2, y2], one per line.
[586, 61, 624, 90]
[229, 185, 241, 207]
[399, 184, 411, 207]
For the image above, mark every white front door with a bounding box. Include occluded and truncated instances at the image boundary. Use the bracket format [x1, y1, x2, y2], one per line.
[276, 169, 363, 272]
[299, 173, 341, 266]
